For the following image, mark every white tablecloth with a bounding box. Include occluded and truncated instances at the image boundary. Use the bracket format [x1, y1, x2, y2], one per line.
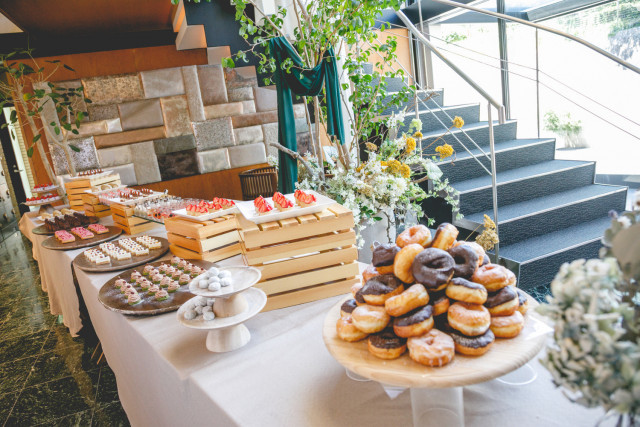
[70, 227, 606, 426]
[19, 212, 114, 336]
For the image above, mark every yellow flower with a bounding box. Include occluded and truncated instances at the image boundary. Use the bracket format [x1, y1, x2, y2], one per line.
[483, 214, 496, 230]
[386, 159, 401, 174]
[413, 131, 423, 138]
[356, 164, 365, 173]
[365, 142, 378, 152]
[405, 137, 416, 153]
[476, 228, 499, 251]
[400, 163, 411, 179]
[435, 143, 454, 159]
[453, 116, 464, 128]
[380, 161, 388, 167]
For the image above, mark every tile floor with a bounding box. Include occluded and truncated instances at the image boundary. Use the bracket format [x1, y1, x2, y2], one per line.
[0, 232, 129, 426]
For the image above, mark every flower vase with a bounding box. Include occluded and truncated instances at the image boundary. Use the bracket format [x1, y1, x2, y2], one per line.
[357, 211, 396, 263]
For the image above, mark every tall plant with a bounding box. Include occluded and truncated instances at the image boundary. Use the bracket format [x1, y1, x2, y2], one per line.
[0, 49, 91, 195]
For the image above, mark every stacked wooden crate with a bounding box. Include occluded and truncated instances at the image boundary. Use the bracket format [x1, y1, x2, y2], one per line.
[238, 204, 360, 312]
[63, 174, 120, 210]
[80, 193, 111, 218]
[110, 203, 157, 235]
[164, 215, 242, 262]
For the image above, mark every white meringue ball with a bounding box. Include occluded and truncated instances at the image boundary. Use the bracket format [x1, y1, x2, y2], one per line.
[184, 309, 197, 320]
[202, 311, 215, 321]
[194, 298, 206, 307]
[220, 278, 232, 288]
[202, 305, 212, 313]
[195, 305, 203, 314]
[208, 267, 220, 276]
[218, 270, 232, 279]
[198, 280, 208, 289]
[206, 298, 215, 306]
[208, 282, 221, 292]
[208, 276, 220, 284]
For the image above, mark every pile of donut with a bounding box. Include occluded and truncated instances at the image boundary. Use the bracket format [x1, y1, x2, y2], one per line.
[335, 222, 529, 367]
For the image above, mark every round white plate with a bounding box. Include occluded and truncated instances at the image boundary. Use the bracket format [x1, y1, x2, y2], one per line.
[177, 287, 266, 330]
[188, 266, 261, 298]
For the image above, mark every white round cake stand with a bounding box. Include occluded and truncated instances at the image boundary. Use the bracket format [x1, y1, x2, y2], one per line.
[178, 287, 267, 352]
[323, 294, 550, 427]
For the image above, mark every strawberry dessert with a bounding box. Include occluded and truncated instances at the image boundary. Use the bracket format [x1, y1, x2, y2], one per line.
[254, 196, 273, 215]
[87, 223, 109, 234]
[55, 230, 75, 243]
[294, 190, 317, 207]
[272, 192, 293, 212]
[70, 227, 95, 240]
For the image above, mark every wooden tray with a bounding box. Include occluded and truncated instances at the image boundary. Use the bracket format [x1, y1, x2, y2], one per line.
[165, 214, 242, 263]
[322, 293, 550, 388]
[72, 237, 171, 272]
[41, 226, 122, 251]
[32, 216, 100, 235]
[98, 259, 213, 316]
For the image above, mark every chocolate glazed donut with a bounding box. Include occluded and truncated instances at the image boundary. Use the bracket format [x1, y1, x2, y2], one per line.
[448, 244, 479, 278]
[360, 274, 404, 305]
[412, 248, 455, 291]
[372, 243, 401, 267]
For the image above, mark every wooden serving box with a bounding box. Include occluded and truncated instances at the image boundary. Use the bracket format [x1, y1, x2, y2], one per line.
[110, 203, 157, 235]
[164, 214, 242, 262]
[80, 193, 111, 218]
[238, 204, 360, 312]
[64, 174, 121, 210]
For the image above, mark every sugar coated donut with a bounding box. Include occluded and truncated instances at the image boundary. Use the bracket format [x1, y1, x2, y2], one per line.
[450, 328, 495, 356]
[385, 284, 429, 317]
[396, 225, 432, 248]
[516, 288, 529, 315]
[448, 244, 479, 278]
[453, 241, 486, 266]
[430, 223, 459, 250]
[430, 295, 451, 317]
[351, 282, 366, 304]
[485, 286, 518, 317]
[446, 277, 488, 305]
[490, 310, 524, 338]
[412, 248, 455, 291]
[471, 264, 516, 292]
[393, 304, 434, 338]
[362, 264, 381, 282]
[352, 304, 391, 333]
[393, 243, 424, 284]
[336, 315, 369, 342]
[360, 275, 404, 306]
[448, 302, 491, 336]
[372, 243, 400, 269]
[407, 329, 455, 367]
[340, 299, 358, 317]
[368, 329, 407, 359]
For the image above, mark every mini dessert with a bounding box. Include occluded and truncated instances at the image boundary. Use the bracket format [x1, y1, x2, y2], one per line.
[447, 244, 480, 279]
[208, 281, 221, 292]
[340, 299, 358, 317]
[393, 305, 434, 338]
[484, 286, 519, 317]
[183, 263, 193, 274]
[139, 280, 151, 291]
[471, 264, 516, 292]
[87, 224, 109, 234]
[412, 248, 455, 292]
[362, 264, 381, 282]
[393, 243, 424, 283]
[516, 288, 529, 315]
[84, 248, 110, 264]
[336, 315, 369, 342]
[448, 302, 491, 336]
[490, 311, 524, 338]
[178, 259, 188, 270]
[430, 294, 451, 317]
[151, 273, 163, 285]
[446, 278, 488, 305]
[136, 236, 161, 250]
[114, 279, 127, 289]
[136, 276, 147, 286]
[450, 329, 495, 356]
[272, 192, 294, 211]
[385, 284, 429, 317]
[167, 281, 180, 293]
[160, 277, 173, 288]
[371, 243, 400, 275]
[360, 275, 404, 306]
[171, 256, 182, 267]
[351, 304, 390, 334]
[54, 230, 75, 243]
[166, 266, 176, 277]
[172, 270, 182, 280]
[407, 329, 455, 367]
[190, 266, 203, 278]
[254, 196, 273, 215]
[147, 285, 160, 296]
[130, 271, 142, 283]
[368, 329, 407, 359]
[155, 289, 169, 302]
[121, 283, 134, 294]
[294, 189, 317, 207]
[179, 274, 191, 286]
[202, 311, 215, 321]
[128, 293, 142, 305]
[184, 309, 197, 320]
[70, 227, 94, 240]
[430, 223, 459, 250]
[143, 265, 154, 276]
[396, 225, 432, 248]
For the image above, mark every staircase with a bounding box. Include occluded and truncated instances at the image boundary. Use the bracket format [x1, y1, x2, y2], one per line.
[384, 85, 627, 300]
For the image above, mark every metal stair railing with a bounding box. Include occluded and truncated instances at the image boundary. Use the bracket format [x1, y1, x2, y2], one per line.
[395, 8, 504, 260]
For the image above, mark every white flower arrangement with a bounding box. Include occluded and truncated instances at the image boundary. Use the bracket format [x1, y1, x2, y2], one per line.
[537, 210, 640, 421]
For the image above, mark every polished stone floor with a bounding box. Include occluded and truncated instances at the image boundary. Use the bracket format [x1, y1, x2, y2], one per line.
[0, 232, 129, 426]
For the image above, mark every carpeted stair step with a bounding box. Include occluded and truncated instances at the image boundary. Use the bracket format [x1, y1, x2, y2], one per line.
[398, 103, 480, 134]
[455, 160, 596, 215]
[437, 138, 556, 183]
[458, 185, 627, 246]
[419, 120, 518, 153]
[381, 89, 445, 115]
[371, 76, 409, 93]
[498, 216, 614, 292]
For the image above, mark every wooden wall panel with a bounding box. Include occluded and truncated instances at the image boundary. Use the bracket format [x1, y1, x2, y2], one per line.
[131, 163, 271, 201]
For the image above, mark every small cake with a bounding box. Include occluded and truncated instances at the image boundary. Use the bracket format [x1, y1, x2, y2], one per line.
[254, 196, 273, 215]
[136, 276, 147, 286]
[147, 285, 160, 296]
[151, 274, 163, 285]
[87, 224, 109, 234]
[218, 270, 232, 279]
[220, 199, 235, 209]
[184, 309, 197, 320]
[203, 311, 215, 321]
[183, 263, 193, 274]
[71, 227, 94, 240]
[177, 259, 188, 271]
[172, 270, 182, 280]
[294, 189, 317, 207]
[179, 274, 191, 286]
[171, 256, 182, 267]
[166, 266, 176, 277]
[143, 265, 154, 276]
[208, 267, 220, 276]
[158, 264, 169, 274]
[272, 192, 294, 211]
[155, 289, 169, 302]
[114, 279, 127, 289]
[124, 287, 137, 297]
[167, 281, 180, 293]
[128, 293, 142, 306]
[54, 230, 75, 243]
[139, 280, 151, 291]
[121, 283, 134, 294]
[130, 271, 142, 283]
[160, 276, 172, 288]
[190, 266, 203, 278]
[208, 281, 221, 292]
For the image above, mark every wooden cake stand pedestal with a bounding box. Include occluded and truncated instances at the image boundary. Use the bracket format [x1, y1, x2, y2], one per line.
[323, 293, 550, 427]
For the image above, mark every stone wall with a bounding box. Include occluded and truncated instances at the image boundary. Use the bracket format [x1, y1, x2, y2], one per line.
[44, 65, 309, 185]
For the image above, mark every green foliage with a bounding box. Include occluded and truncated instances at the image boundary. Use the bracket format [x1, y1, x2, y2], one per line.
[543, 110, 582, 135]
[444, 32, 467, 44]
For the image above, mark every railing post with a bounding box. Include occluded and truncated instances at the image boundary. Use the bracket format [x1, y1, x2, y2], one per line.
[487, 103, 500, 262]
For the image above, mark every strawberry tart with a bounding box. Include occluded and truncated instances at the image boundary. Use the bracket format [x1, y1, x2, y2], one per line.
[272, 192, 294, 211]
[294, 190, 317, 207]
[254, 196, 273, 215]
[55, 230, 75, 243]
[70, 227, 94, 240]
[87, 223, 109, 234]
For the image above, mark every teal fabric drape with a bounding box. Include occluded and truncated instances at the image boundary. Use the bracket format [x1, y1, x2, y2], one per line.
[269, 36, 345, 193]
